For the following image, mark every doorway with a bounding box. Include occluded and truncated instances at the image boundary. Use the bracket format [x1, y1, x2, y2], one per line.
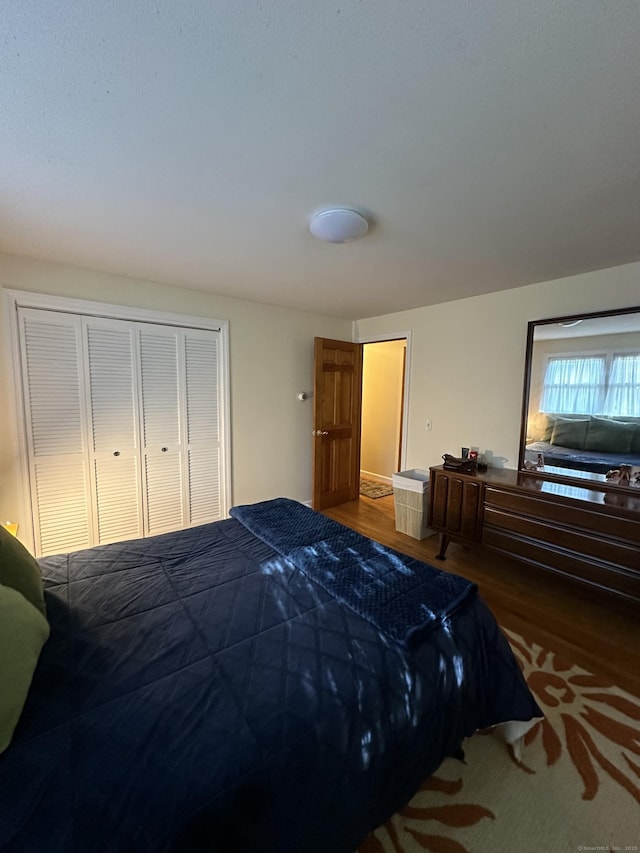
[360, 339, 407, 486]
[311, 333, 410, 511]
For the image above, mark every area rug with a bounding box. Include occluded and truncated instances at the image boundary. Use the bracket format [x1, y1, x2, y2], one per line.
[359, 628, 640, 852]
[360, 478, 394, 499]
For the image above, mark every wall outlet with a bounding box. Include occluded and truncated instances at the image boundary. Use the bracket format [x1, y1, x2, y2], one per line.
[425, 418, 432, 431]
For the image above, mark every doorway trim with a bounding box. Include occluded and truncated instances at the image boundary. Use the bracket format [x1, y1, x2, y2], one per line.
[354, 330, 412, 475]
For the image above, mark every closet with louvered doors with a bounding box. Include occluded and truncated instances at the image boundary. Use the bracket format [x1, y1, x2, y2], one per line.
[17, 307, 224, 557]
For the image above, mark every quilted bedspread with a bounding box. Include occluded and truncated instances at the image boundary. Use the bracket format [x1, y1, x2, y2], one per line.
[230, 498, 477, 647]
[0, 500, 540, 853]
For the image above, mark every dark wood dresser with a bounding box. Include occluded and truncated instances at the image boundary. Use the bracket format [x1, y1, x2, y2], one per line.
[428, 465, 640, 606]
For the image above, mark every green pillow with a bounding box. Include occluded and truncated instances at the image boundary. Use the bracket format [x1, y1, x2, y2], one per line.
[0, 584, 50, 754]
[0, 526, 46, 617]
[631, 424, 640, 454]
[541, 415, 556, 442]
[585, 417, 634, 454]
[550, 417, 590, 449]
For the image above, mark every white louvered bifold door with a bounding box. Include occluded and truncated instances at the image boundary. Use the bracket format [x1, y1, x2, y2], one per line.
[84, 318, 143, 545]
[17, 307, 226, 555]
[17, 309, 93, 555]
[183, 329, 222, 525]
[138, 325, 184, 536]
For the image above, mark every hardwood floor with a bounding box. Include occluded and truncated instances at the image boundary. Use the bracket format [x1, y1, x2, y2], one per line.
[323, 494, 640, 698]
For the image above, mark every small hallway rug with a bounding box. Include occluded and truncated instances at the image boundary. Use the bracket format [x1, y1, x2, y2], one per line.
[360, 479, 394, 499]
[359, 628, 640, 852]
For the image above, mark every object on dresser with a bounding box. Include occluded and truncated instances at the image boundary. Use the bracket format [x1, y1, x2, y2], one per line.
[442, 453, 477, 473]
[606, 465, 640, 486]
[618, 465, 632, 485]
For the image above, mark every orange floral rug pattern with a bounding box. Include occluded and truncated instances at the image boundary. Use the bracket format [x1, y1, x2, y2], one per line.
[506, 628, 640, 806]
[358, 629, 640, 853]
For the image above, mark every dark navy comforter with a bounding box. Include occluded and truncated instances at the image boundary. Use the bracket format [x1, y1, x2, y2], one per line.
[0, 500, 540, 853]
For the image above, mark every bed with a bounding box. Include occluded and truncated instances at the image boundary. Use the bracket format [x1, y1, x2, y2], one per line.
[0, 498, 540, 853]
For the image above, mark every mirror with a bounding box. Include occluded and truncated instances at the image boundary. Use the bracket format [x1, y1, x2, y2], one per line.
[519, 306, 640, 492]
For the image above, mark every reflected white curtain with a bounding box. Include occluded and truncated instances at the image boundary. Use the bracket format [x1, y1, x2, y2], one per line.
[540, 356, 606, 414]
[602, 354, 640, 416]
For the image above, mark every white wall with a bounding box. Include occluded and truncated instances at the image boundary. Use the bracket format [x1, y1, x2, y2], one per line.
[354, 262, 640, 472]
[3, 255, 638, 536]
[0, 254, 351, 530]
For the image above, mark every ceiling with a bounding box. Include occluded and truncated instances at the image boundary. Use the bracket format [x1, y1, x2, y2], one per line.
[2, 1, 639, 320]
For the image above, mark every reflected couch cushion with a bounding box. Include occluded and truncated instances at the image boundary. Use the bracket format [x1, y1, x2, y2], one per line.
[585, 417, 635, 454]
[550, 417, 590, 449]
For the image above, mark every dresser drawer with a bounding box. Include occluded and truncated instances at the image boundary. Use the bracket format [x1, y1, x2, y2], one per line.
[483, 526, 640, 603]
[484, 485, 640, 545]
[484, 507, 640, 573]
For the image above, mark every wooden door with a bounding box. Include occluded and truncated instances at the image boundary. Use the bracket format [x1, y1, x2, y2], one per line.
[312, 338, 363, 510]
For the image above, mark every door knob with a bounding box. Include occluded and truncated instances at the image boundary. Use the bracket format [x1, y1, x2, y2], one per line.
[312, 430, 329, 436]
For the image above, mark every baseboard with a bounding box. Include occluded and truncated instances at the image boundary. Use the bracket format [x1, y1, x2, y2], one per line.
[302, 500, 312, 507]
[360, 470, 392, 485]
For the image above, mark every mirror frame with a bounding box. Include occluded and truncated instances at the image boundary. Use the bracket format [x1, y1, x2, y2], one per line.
[518, 304, 640, 493]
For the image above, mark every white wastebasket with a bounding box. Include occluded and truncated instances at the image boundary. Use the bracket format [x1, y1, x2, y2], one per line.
[391, 469, 435, 540]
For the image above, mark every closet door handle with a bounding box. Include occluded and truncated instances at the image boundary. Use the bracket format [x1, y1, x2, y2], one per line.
[161, 447, 168, 452]
[113, 451, 121, 457]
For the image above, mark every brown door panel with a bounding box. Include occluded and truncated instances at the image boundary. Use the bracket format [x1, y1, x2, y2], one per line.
[313, 338, 363, 510]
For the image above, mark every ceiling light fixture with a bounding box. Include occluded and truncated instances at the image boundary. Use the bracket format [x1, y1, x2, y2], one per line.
[309, 208, 369, 243]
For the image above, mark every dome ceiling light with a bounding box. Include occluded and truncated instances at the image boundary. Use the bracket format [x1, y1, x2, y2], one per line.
[309, 208, 369, 243]
[558, 319, 583, 328]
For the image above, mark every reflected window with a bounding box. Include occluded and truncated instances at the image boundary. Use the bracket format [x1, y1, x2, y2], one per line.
[603, 353, 640, 417]
[540, 351, 640, 417]
[540, 355, 606, 414]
